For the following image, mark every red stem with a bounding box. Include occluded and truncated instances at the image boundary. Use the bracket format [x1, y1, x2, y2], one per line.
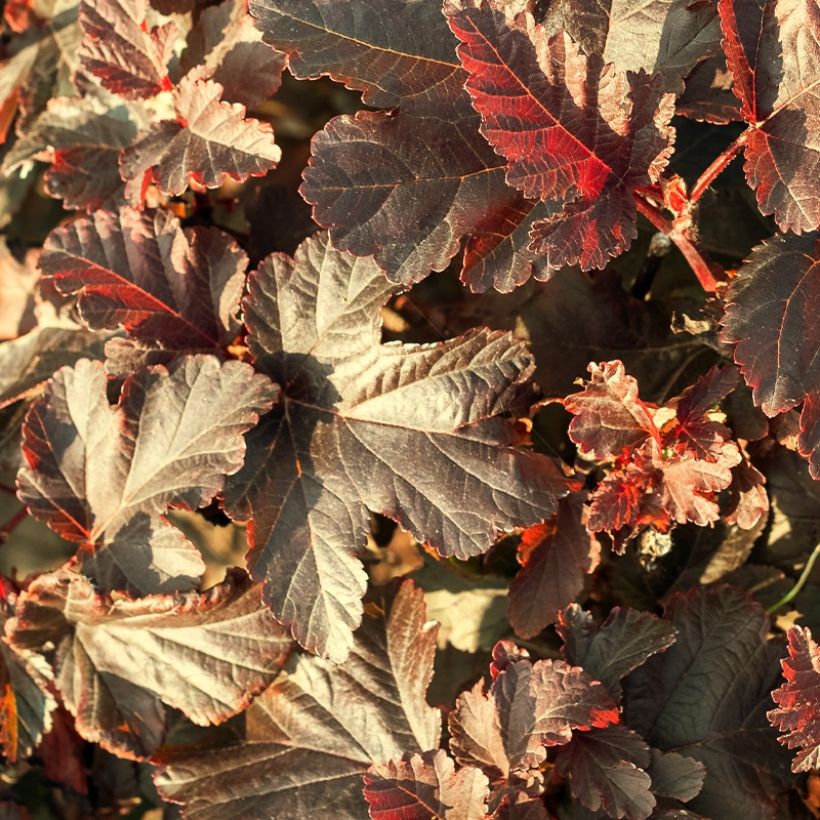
[689, 129, 749, 205]
[634, 195, 719, 292]
[0, 507, 27, 544]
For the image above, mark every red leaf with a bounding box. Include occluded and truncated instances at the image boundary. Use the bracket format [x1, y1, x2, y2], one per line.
[718, 0, 820, 232]
[799, 393, 820, 480]
[768, 626, 820, 773]
[565, 361, 659, 461]
[78, 0, 175, 100]
[40, 206, 247, 355]
[446, 1, 675, 270]
[508, 494, 600, 639]
[363, 749, 489, 820]
[6, 568, 293, 760]
[120, 76, 280, 204]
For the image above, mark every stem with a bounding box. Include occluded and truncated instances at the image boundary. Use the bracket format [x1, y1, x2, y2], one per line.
[767, 542, 820, 614]
[634, 195, 719, 292]
[0, 507, 27, 545]
[689, 129, 749, 205]
[0, 483, 16, 497]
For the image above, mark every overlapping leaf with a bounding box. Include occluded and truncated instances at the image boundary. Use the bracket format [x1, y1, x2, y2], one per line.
[0, 589, 56, 763]
[448, 642, 619, 798]
[363, 749, 489, 820]
[722, 234, 820, 478]
[558, 605, 677, 701]
[5, 568, 293, 759]
[553, 726, 655, 820]
[718, 0, 820, 231]
[120, 76, 281, 204]
[78, 0, 175, 99]
[155, 581, 440, 818]
[768, 626, 820, 773]
[624, 587, 792, 819]
[224, 232, 570, 661]
[266, 0, 551, 292]
[39, 206, 247, 369]
[446, 0, 675, 270]
[544, 0, 722, 93]
[17, 355, 276, 593]
[508, 494, 600, 639]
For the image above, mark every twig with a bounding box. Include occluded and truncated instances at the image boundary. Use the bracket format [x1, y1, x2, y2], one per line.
[634, 194, 719, 292]
[767, 542, 820, 614]
[689, 129, 749, 205]
[0, 507, 28, 545]
[0, 483, 17, 497]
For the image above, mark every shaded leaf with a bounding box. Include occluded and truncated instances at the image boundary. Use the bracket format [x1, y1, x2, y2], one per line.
[647, 749, 706, 803]
[768, 626, 820, 773]
[120, 76, 280, 204]
[509, 493, 600, 639]
[554, 726, 655, 820]
[722, 234, 820, 477]
[155, 581, 440, 818]
[278, 0, 550, 291]
[624, 586, 792, 819]
[363, 749, 489, 820]
[224, 232, 570, 660]
[446, 1, 675, 270]
[18, 355, 276, 593]
[6, 568, 293, 759]
[558, 605, 677, 701]
[718, 0, 820, 231]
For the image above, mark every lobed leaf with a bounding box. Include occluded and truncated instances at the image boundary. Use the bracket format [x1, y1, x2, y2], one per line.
[18, 355, 277, 593]
[5, 568, 293, 759]
[767, 626, 820, 772]
[446, 0, 675, 270]
[155, 581, 440, 818]
[225, 232, 571, 661]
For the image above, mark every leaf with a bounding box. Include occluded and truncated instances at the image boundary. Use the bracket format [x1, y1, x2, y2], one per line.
[0, 590, 56, 763]
[647, 749, 706, 803]
[508, 493, 600, 639]
[17, 355, 276, 593]
[799, 393, 820, 480]
[565, 361, 658, 461]
[78, 0, 174, 99]
[768, 626, 820, 773]
[120, 76, 280, 204]
[0, 324, 106, 410]
[676, 52, 742, 124]
[182, 0, 285, 108]
[275, 0, 549, 292]
[446, 1, 675, 270]
[2, 96, 140, 211]
[5, 568, 293, 759]
[0, 241, 39, 340]
[624, 586, 792, 820]
[557, 605, 677, 701]
[722, 234, 820, 477]
[363, 749, 489, 820]
[554, 726, 655, 820]
[155, 581, 441, 818]
[718, 0, 820, 232]
[224, 232, 570, 661]
[448, 645, 620, 782]
[545, 0, 722, 93]
[40, 206, 247, 359]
